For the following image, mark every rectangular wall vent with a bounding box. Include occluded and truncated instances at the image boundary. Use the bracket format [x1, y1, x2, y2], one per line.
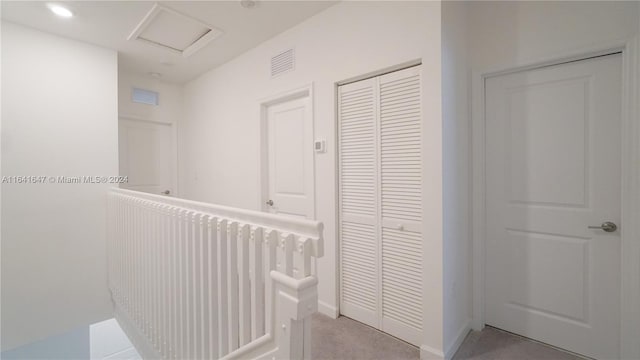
[271, 48, 295, 77]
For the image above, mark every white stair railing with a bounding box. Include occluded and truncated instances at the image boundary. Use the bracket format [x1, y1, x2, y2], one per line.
[107, 188, 324, 360]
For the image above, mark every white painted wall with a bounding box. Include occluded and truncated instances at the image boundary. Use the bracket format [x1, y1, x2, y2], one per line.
[178, 1, 444, 354]
[468, 1, 638, 71]
[118, 71, 183, 127]
[1, 22, 118, 351]
[117, 70, 182, 196]
[441, 2, 471, 358]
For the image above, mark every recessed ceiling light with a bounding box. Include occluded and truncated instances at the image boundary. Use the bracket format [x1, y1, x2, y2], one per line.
[47, 3, 74, 18]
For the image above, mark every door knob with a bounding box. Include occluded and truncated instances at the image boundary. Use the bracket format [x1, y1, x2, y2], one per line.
[588, 221, 617, 232]
[161, 190, 170, 195]
[266, 199, 274, 206]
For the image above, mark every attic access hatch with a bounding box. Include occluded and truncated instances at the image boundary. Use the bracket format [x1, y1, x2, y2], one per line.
[128, 3, 223, 58]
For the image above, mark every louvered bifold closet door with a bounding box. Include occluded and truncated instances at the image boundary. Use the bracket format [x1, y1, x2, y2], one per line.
[379, 66, 423, 346]
[338, 78, 379, 328]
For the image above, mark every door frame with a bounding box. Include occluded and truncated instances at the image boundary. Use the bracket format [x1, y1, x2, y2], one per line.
[471, 38, 640, 358]
[257, 84, 316, 218]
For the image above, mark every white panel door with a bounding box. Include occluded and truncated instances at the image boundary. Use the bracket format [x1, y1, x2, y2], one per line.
[338, 66, 423, 346]
[339, 77, 379, 329]
[118, 118, 175, 196]
[485, 54, 622, 359]
[265, 96, 314, 219]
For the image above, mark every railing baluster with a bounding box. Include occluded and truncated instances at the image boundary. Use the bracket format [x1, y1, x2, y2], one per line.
[201, 215, 211, 360]
[126, 199, 131, 317]
[160, 205, 169, 357]
[218, 219, 229, 356]
[145, 202, 152, 339]
[130, 200, 136, 325]
[228, 222, 240, 352]
[188, 212, 198, 359]
[297, 238, 312, 278]
[251, 227, 265, 339]
[139, 201, 145, 334]
[155, 204, 163, 353]
[282, 233, 295, 277]
[124, 199, 129, 312]
[238, 224, 251, 346]
[171, 207, 180, 360]
[128, 199, 131, 309]
[178, 209, 188, 359]
[135, 200, 142, 329]
[209, 217, 219, 358]
[151, 204, 159, 349]
[135, 202, 140, 329]
[141, 200, 146, 331]
[142, 202, 148, 337]
[264, 230, 278, 333]
[169, 206, 176, 358]
[194, 214, 203, 360]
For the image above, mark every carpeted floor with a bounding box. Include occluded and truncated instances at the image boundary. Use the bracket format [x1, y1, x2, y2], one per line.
[312, 314, 418, 360]
[452, 326, 583, 360]
[311, 314, 583, 360]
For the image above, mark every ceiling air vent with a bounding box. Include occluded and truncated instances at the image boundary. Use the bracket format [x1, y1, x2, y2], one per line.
[128, 3, 223, 58]
[271, 48, 295, 77]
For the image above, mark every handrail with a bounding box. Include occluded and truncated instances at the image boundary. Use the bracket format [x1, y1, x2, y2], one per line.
[111, 188, 324, 257]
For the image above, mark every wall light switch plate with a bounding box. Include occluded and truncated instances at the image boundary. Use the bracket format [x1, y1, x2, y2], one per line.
[314, 139, 326, 153]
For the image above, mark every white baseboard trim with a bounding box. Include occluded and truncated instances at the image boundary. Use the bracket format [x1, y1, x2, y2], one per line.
[420, 344, 445, 360]
[420, 319, 471, 360]
[444, 319, 471, 360]
[318, 300, 339, 319]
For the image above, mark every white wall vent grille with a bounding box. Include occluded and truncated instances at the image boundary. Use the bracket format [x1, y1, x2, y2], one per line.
[271, 48, 295, 77]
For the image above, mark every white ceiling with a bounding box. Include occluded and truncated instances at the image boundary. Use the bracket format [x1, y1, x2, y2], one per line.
[1, 1, 337, 83]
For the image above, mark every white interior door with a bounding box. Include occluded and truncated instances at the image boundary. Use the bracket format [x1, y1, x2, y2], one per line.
[265, 95, 314, 219]
[485, 54, 622, 359]
[118, 118, 175, 196]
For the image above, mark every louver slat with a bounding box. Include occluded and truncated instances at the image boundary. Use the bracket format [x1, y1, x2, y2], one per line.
[380, 71, 422, 223]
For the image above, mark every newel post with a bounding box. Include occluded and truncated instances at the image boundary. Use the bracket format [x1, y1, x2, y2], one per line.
[270, 271, 318, 360]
